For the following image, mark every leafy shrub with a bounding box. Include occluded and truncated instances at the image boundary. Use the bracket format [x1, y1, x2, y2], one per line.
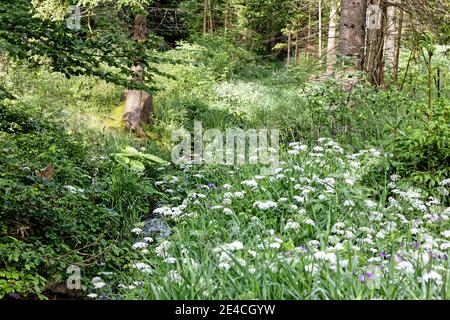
[392, 101, 450, 191]
[0, 103, 158, 298]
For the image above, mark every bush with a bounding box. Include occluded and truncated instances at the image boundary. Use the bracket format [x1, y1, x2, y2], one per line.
[391, 101, 450, 192]
[0, 103, 159, 298]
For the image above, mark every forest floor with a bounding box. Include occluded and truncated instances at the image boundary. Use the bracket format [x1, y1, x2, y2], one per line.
[1, 54, 449, 300]
[96, 64, 450, 300]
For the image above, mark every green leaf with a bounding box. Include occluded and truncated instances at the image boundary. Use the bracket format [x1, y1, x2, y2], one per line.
[113, 153, 131, 165]
[140, 153, 168, 164]
[129, 160, 145, 171]
[123, 146, 140, 156]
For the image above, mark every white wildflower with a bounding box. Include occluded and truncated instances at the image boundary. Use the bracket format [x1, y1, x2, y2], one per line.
[223, 208, 233, 215]
[253, 201, 277, 210]
[241, 180, 258, 188]
[164, 257, 177, 264]
[132, 242, 148, 250]
[93, 282, 106, 289]
[422, 271, 442, 283]
[131, 228, 143, 235]
[133, 262, 153, 273]
[285, 221, 300, 231]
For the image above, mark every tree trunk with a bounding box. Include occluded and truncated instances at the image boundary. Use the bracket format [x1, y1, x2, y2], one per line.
[326, 2, 338, 74]
[365, 1, 386, 87]
[203, 0, 207, 33]
[209, 0, 214, 32]
[0, 55, 6, 74]
[393, 1, 404, 83]
[307, 11, 311, 57]
[294, 30, 300, 65]
[287, 30, 291, 66]
[318, 0, 322, 65]
[385, 2, 397, 77]
[122, 13, 153, 137]
[339, 0, 367, 71]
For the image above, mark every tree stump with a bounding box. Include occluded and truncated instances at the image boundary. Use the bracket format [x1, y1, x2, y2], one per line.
[121, 90, 153, 138]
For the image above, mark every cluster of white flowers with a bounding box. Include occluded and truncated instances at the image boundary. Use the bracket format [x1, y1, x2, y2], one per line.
[133, 262, 153, 273]
[155, 241, 172, 258]
[132, 242, 148, 250]
[241, 180, 258, 189]
[284, 220, 300, 231]
[153, 205, 186, 218]
[91, 276, 106, 289]
[253, 200, 277, 210]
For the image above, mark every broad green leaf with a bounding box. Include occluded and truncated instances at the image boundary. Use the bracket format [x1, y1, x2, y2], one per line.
[140, 153, 168, 164]
[129, 160, 145, 171]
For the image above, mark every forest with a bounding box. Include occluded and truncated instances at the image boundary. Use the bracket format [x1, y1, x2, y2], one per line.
[0, 0, 449, 301]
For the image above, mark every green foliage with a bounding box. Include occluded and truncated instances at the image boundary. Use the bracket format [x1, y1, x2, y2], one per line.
[0, 0, 163, 95]
[392, 102, 450, 190]
[112, 146, 168, 172]
[0, 268, 47, 300]
[0, 102, 158, 298]
[182, 34, 259, 80]
[1, 0, 449, 301]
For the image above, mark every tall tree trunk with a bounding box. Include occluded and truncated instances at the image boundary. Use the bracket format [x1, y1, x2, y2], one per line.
[203, 0, 214, 33]
[393, 1, 404, 83]
[365, 1, 386, 86]
[287, 30, 291, 66]
[203, 0, 207, 33]
[295, 30, 300, 65]
[318, 0, 322, 65]
[385, 2, 397, 77]
[307, 11, 311, 57]
[326, 2, 338, 74]
[339, 0, 367, 71]
[208, 0, 214, 33]
[224, 0, 229, 32]
[122, 14, 153, 137]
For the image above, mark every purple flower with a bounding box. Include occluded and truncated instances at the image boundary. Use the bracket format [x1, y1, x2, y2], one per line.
[358, 272, 374, 283]
[208, 183, 216, 189]
[296, 246, 308, 253]
[379, 251, 390, 259]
